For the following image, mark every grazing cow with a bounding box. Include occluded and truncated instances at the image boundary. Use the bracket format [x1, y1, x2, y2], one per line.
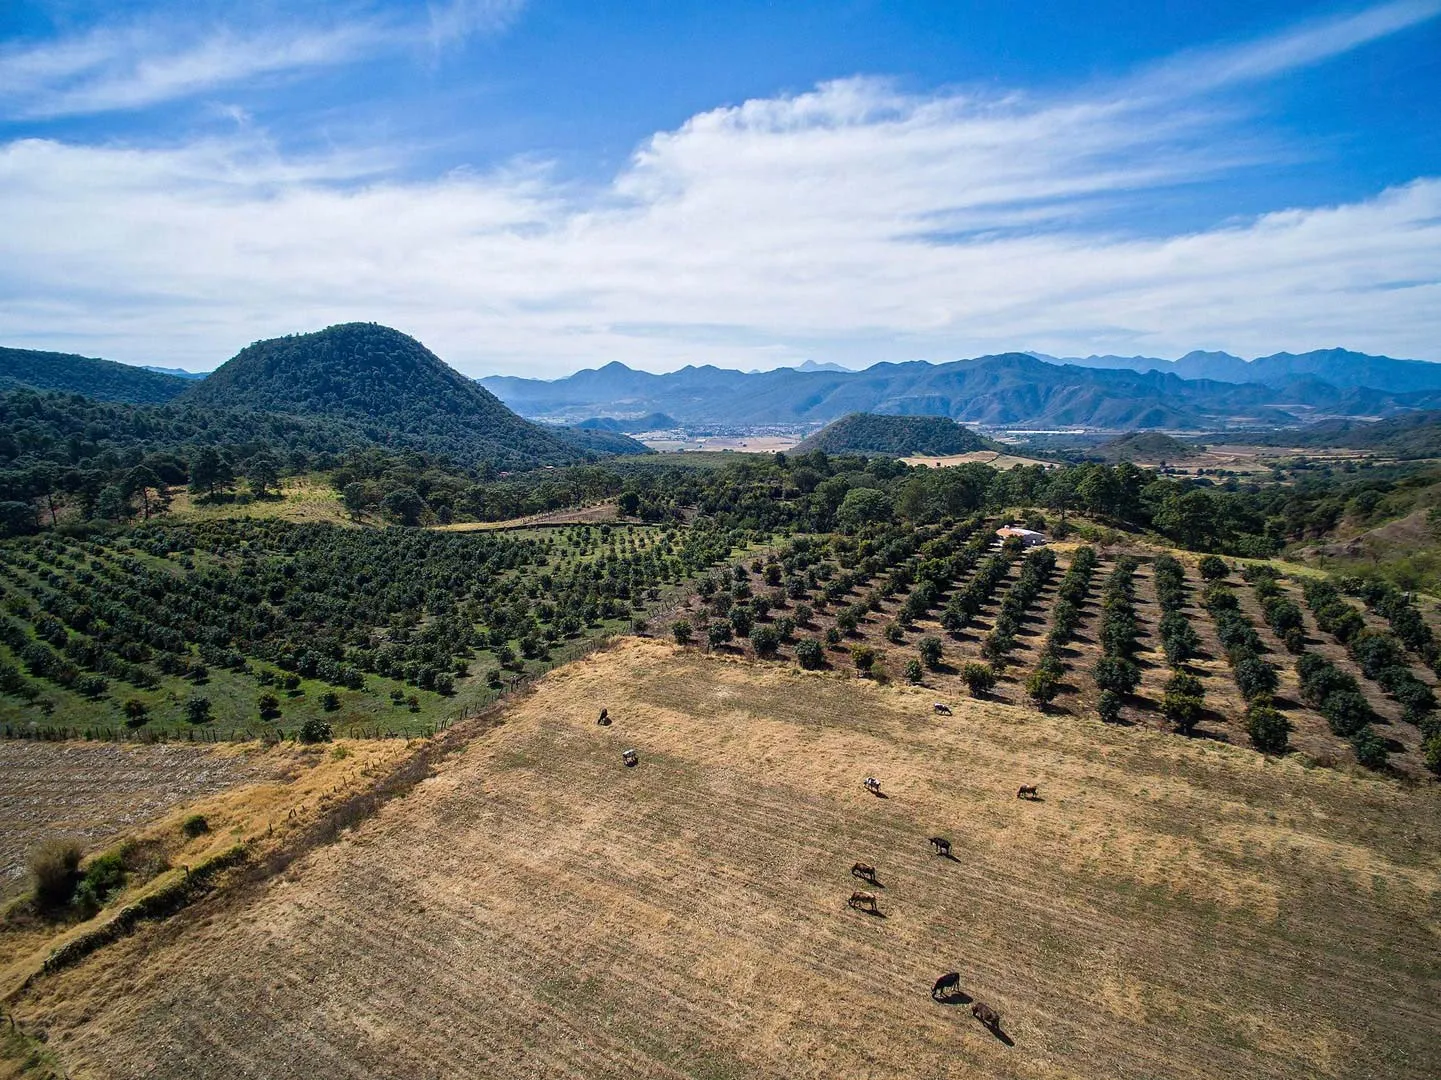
[622, 749, 639, 767]
[850, 861, 877, 883]
[1017, 784, 1039, 800]
[928, 836, 951, 857]
[972, 1001, 1002, 1031]
[847, 890, 878, 912]
[933, 702, 952, 715]
[863, 776, 882, 795]
[597, 708, 610, 726]
[931, 972, 962, 999]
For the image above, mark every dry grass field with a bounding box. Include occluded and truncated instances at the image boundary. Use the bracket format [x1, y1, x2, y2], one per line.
[9, 639, 1439, 1080]
[900, 450, 1054, 469]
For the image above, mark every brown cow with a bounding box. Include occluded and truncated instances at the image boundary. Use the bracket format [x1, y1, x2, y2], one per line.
[972, 1001, 1001, 1031]
[847, 890, 878, 912]
[1017, 784, 1039, 800]
[850, 861, 877, 884]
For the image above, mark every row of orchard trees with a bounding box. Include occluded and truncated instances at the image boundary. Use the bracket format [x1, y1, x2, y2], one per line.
[0, 517, 752, 724]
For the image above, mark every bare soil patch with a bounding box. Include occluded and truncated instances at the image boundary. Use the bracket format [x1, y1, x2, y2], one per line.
[0, 742, 277, 899]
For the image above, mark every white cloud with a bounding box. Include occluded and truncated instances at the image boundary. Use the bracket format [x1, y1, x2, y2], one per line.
[0, 4, 1438, 373]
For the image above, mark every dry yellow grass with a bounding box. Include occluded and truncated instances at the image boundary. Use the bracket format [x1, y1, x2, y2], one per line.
[164, 477, 357, 526]
[7, 641, 1441, 1079]
[901, 449, 1054, 469]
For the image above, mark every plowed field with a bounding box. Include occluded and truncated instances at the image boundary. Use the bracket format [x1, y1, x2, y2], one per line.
[15, 639, 1441, 1080]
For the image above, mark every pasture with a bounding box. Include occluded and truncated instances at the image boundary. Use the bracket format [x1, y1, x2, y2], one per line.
[10, 638, 1439, 1079]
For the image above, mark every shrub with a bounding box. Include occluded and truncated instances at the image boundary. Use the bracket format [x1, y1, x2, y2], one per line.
[729, 606, 754, 638]
[433, 673, 454, 695]
[1025, 669, 1058, 706]
[774, 615, 796, 641]
[918, 635, 943, 670]
[750, 625, 780, 658]
[1424, 734, 1441, 776]
[1198, 555, 1229, 581]
[74, 851, 127, 913]
[257, 691, 281, 719]
[795, 638, 824, 670]
[181, 814, 210, 838]
[30, 838, 81, 911]
[707, 621, 733, 649]
[122, 699, 150, 727]
[884, 622, 905, 644]
[1320, 690, 1373, 737]
[183, 696, 212, 725]
[1247, 702, 1291, 753]
[1350, 725, 1388, 769]
[793, 603, 813, 627]
[1232, 656, 1278, 701]
[850, 645, 877, 674]
[824, 627, 842, 646]
[1092, 656, 1140, 696]
[1162, 691, 1204, 735]
[904, 659, 923, 683]
[298, 718, 333, 744]
[962, 662, 995, 697]
[671, 619, 693, 645]
[320, 690, 341, 711]
[1097, 689, 1122, 724]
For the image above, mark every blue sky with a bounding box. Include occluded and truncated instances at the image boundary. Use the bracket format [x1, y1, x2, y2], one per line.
[1, 1, 1438, 375]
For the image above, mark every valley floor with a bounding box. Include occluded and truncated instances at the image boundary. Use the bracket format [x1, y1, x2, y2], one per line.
[11, 639, 1441, 1079]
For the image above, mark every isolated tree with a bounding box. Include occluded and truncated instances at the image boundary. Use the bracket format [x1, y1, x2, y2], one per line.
[918, 635, 943, 670]
[671, 618, 693, 645]
[904, 658, 923, 684]
[247, 452, 281, 498]
[795, 638, 824, 670]
[1097, 689, 1123, 724]
[342, 482, 370, 521]
[1246, 702, 1291, 753]
[184, 696, 212, 725]
[189, 448, 233, 498]
[1198, 555, 1229, 581]
[1025, 669, 1058, 706]
[257, 691, 281, 718]
[962, 662, 996, 697]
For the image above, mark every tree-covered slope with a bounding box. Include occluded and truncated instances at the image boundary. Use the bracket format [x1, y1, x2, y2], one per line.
[179, 323, 586, 468]
[1093, 430, 1202, 462]
[0, 346, 190, 404]
[794, 413, 994, 456]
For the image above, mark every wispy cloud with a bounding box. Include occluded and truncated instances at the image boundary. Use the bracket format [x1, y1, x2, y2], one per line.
[427, 0, 530, 50]
[0, 2, 529, 120]
[1139, 0, 1441, 93]
[0, 2, 1437, 372]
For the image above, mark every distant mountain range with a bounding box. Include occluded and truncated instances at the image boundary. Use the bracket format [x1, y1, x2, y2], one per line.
[480, 351, 1441, 431]
[1028, 348, 1441, 393]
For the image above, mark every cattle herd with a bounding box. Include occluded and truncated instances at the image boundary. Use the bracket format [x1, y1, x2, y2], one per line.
[605, 697, 1025, 1041]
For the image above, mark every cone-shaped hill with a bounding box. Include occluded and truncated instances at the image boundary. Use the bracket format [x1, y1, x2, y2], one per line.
[178, 323, 602, 468]
[795, 413, 996, 456]
[1093, 430, 1201, 463]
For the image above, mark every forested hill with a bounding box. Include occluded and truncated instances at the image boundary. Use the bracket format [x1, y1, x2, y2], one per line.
[178, 323, 614, 469]
[1246, 410, 1441, 458]
[0, 346, 190, 404]
[795, 413, 994, 456]
[1092, 431, 1201, 462]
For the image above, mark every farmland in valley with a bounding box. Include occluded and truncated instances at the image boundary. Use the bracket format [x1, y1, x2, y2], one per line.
[9, 638, 1439, 1079]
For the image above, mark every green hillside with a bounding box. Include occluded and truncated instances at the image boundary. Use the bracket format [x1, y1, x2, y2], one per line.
[0, 346, 189, 404]
[1093, 430, 1202, 462]
[178, 324, 592, 469]
[794, 413, 994, 456]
